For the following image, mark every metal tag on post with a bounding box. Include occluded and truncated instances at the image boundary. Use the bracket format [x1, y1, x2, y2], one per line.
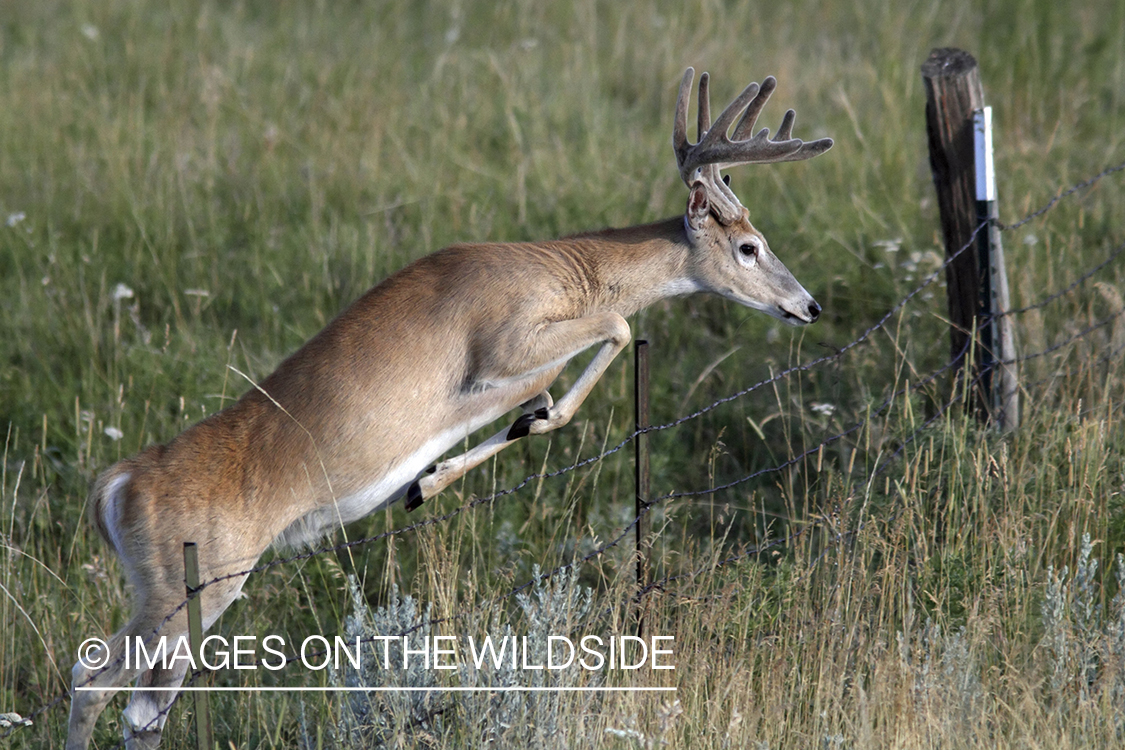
[973, 106, 1019, 430]
[973, 107, 998, 410]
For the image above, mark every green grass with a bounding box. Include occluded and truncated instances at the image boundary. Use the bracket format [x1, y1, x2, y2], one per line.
[2, 0, 1125, 747]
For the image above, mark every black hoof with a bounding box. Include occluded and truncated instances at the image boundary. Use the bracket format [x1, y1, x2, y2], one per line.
[507, 408, 549, 441]
[405, 481, 424, 512]
[507, 415, 534, 440]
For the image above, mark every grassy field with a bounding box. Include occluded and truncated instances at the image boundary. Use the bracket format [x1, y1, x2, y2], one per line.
[2, 0, 1125, 747]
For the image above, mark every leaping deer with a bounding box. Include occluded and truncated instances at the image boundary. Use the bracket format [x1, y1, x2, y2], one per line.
[68, 68, 832, 749]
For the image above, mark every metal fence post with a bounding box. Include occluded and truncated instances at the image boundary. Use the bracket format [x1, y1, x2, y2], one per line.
[183, 542, 213, 750]
[973, 107, 1020, 430]
[634, 339, 650, 636]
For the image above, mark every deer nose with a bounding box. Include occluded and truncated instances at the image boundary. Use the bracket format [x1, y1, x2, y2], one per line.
[807, 300, 821, 322]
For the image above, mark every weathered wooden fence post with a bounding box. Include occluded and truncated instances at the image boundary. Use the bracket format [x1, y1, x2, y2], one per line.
[183, 542, 213, 750]
[922, 48, 1019, 429]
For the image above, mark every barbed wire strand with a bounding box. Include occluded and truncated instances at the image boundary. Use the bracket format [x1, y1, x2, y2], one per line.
[999, 235, 1125, 318]
[996, 158, 1125, 232]
[644, 300, 1124, 600]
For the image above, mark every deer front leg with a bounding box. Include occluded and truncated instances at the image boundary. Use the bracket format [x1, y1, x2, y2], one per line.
[404, 312, 630, 510]
[504, 312, 632, 437]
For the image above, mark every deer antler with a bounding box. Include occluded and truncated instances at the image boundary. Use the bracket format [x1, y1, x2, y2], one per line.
[673, 67, 833, 225]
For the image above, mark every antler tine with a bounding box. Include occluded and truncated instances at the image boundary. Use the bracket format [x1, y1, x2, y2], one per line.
[697, 71, 711, 140]
[672, 67, 696, 177]
[695, 79, 762, 158]
[731, 75, 778, 142]
[775, 109, 796, 141]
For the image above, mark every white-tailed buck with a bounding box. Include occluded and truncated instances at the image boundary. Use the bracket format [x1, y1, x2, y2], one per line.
[68, 68, 831, 748]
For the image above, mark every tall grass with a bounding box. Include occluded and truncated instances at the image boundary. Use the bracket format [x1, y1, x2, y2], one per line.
[2, 0, 1124, 747]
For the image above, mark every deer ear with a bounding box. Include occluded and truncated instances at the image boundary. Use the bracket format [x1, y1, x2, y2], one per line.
[686, 182, 710, 229]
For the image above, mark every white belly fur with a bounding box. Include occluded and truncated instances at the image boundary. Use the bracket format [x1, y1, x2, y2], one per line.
[273, 405, 513, 548]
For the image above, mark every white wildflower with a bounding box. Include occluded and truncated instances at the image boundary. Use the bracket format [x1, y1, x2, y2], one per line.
[0, 711, 32, 728]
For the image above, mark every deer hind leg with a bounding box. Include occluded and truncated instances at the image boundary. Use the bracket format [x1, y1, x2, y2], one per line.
[119, 644, 190, 750]
[68, 621, 140, 750]
[69, 563, 251, 749]
[405, 312, 630, 510]
[68, 596, 186, 750]
[116, 571, 250, 748]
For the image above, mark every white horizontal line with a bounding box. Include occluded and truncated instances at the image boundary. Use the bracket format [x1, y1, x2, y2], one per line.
[77, 686, 676, 693]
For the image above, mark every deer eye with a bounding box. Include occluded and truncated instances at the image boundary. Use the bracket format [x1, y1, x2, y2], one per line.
[739, 242, 758, 257]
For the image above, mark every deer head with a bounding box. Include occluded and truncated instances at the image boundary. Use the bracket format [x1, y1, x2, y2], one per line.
[673, 68, 832, 325]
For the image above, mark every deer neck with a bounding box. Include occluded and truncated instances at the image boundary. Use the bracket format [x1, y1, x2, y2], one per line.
[564, 217, 698, 318]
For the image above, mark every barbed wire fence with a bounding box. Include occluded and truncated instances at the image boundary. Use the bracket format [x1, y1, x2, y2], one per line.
[3, 145, 1123, 746]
